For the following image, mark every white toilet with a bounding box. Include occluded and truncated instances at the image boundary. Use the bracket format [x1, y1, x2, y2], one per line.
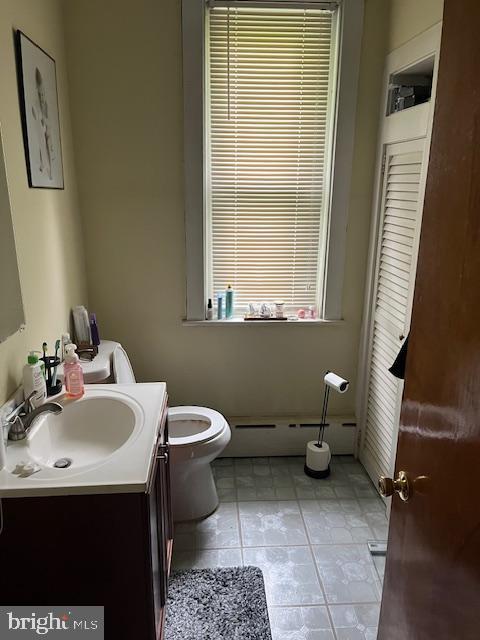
[112, 344, 231, 521]
[64, 341, 231, 522]
[167, 406, 230, 521]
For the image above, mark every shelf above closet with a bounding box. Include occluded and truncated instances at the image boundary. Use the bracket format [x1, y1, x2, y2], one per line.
[386, 55, 435, 116]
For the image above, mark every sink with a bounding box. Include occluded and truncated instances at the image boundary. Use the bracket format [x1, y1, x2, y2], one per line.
[0, 383, 167, 497]
[27, 395, 137, 470]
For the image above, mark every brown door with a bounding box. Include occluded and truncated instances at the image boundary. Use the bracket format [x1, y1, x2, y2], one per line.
[377, 1, 480, 638]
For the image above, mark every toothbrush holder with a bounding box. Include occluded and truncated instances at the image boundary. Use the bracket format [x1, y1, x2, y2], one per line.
[41, 356, 62, 396]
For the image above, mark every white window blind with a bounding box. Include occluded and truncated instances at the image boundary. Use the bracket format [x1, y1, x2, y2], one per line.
[206, 4, 337, 314]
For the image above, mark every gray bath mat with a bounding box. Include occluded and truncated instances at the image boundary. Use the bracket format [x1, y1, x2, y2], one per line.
[165, 566, 272, 640]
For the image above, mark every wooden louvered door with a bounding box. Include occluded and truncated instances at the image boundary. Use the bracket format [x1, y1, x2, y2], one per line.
[360, 139, 426, 492]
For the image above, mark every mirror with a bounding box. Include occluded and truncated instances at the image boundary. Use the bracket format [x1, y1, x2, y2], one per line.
[0, 126, 25, 342]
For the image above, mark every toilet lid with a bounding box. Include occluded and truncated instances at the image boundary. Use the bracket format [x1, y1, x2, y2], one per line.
[168, 406, 227, 446]
[112, 345, 136, 383]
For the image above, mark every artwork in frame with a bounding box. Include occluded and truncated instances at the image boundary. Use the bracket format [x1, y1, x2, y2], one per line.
[15, 30, 64, 189]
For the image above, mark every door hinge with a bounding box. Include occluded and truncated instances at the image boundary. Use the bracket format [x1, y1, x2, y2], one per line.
[381, 153, 386, 175]
[356, 428, 363, 449]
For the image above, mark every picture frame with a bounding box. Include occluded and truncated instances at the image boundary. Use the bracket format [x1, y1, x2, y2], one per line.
[15, 30, 64, 189]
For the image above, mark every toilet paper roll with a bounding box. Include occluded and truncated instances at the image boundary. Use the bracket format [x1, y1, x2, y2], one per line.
[324, 372, 349, 393]
[306, 441, 331, 472]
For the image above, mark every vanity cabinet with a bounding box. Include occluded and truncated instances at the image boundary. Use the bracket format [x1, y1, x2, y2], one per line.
[0, 403, 173, 640]
[149, 413, 174, 628]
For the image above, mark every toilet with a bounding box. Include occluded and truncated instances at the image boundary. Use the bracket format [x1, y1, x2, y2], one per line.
[167, 406, 230, 521]
[62, 340, 231, 521]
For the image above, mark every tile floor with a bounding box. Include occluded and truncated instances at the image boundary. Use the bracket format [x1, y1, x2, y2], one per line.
[172, 455, 387, 640]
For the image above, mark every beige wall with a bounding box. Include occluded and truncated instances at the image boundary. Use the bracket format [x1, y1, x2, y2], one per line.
[388, 0, 444, 51]
[0, 0, 87, 405]
[63, 0, 389, 418]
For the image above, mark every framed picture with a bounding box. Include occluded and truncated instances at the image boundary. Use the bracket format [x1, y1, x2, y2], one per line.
[15, 30, 64, 189]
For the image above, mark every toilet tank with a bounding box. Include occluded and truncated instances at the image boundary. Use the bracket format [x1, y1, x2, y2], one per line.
[57, 340, 119, 384]
[112, 345, 136, 383]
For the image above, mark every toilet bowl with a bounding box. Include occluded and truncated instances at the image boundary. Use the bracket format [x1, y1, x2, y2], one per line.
[112, 344, 231, 521]
[168, 406, 230, 521]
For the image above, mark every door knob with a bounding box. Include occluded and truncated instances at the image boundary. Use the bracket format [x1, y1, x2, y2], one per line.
[378, 470, 410, 502]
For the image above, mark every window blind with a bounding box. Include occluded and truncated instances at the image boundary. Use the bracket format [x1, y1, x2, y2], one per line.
[206, 4, 336, 314]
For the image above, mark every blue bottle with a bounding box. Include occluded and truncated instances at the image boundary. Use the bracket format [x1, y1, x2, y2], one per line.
[225, 285, 234, 318]
[217, 293, 224, 320]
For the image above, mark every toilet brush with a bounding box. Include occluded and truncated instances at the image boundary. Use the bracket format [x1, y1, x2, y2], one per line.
[304, 371, 349, 478]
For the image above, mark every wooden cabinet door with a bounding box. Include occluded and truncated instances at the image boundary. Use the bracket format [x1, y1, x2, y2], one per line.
[148, 406, 173, 637]
[155, 414, 173, 607]
[148, 455, 163, 632]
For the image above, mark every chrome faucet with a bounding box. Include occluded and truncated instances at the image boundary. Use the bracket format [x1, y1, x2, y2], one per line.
[6, 393, 63, 441]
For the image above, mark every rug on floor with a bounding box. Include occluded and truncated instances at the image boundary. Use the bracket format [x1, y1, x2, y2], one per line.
[165, 566, 272, 640]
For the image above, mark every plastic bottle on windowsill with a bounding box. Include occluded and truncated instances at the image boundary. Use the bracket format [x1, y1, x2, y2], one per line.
[206, 298, 213, 320]
[225, 284, 234, 318]
[217, 293, 224, 320]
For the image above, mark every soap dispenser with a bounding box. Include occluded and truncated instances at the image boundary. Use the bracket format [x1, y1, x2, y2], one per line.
[64, 344, 85, 398]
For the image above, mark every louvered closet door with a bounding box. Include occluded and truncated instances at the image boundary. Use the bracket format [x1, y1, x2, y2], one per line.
[361, 139, 426, 488]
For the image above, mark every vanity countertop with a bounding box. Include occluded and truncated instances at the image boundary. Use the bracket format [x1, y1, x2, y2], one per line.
[0, 383, 167, 498]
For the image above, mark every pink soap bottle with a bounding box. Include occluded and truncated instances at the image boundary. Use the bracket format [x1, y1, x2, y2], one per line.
[64, 344, 85, 398]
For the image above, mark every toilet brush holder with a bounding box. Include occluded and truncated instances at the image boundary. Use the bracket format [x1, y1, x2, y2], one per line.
[304, 441, 331, 478]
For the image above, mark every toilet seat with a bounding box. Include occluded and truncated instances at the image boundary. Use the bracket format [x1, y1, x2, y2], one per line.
[168, 406, 227, 446]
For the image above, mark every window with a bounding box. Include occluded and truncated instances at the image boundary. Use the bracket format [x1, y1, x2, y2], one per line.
[207, 5, 336, 313]
[183, 0, 363, 321]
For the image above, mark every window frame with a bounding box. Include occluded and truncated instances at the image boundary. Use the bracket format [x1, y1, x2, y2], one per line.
[183, 0, 364, 321]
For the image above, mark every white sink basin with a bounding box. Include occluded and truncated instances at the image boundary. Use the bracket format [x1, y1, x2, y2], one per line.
[27, 396, 137, 470]
[0, 383, 167, 497]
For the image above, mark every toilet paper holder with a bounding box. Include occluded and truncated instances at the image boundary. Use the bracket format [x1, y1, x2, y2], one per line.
[304, 370, 349, 479]
[316, 371, 349, 448]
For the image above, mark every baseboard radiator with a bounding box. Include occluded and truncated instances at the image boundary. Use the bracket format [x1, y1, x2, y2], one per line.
[222, 415, 357, 458]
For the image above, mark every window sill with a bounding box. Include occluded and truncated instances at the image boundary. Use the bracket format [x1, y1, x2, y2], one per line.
[182, 318, 344, 327]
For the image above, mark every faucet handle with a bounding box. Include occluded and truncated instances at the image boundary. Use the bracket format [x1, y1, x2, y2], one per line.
[8, 415, 27, 441]
[24, 391, 37, 414]
[4, 392, 37, 426]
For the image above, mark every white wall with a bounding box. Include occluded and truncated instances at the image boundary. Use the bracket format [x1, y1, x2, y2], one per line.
[0, 0, 88, 405]
[388, 0, 444, 51]
[63, 0, 389, 419]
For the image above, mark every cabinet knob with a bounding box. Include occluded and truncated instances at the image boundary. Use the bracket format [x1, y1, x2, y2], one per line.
[156, 443, 169, 463]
